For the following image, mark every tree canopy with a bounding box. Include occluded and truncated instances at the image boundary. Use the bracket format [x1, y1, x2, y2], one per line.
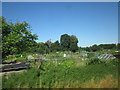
[2, 17, 38, 58]
[60, 34, 78, 52]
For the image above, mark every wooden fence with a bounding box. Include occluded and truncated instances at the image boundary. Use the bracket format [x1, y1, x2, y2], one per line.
[0, 62, 30, 72]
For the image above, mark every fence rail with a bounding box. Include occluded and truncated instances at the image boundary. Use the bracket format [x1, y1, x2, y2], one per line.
[0, 63, 30, 72]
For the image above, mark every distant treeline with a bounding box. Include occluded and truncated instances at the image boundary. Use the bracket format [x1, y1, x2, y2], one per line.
[81, 44, 120, 52]
[1, 17, 119, 58]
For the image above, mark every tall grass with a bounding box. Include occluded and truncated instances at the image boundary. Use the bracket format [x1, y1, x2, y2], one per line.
[2, 59, 118, 88]
[2, 69, 40, 88]
[40, 61, 118, 88]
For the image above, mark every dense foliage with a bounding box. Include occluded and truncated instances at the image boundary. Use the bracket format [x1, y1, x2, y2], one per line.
[2, 17, 38, 58]
[60, 34, 78, 52]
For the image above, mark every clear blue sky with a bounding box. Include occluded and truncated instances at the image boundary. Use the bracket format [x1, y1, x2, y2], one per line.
[2, 2, 118, 47]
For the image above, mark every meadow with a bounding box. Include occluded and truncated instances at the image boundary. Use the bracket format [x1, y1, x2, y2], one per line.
[2, 52, 118, 88]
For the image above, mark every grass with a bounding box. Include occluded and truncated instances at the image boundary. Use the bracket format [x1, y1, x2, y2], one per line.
[51, 74, 118, 88]
[2, 53, 118, 88]
[39, 60, 118, 88]
[83, 74, 118, 88]
[2, 69, 40, 88]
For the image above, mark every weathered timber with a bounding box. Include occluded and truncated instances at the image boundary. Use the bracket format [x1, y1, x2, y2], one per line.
[0, 63, 30, 72]
[2, 60, 17, 64]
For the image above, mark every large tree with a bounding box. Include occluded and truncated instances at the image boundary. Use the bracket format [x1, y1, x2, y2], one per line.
[70, 35, 78, 52]
[2, 17, 38, 58]
[60, 34, 71, 51]
[60, 34, 78, 52]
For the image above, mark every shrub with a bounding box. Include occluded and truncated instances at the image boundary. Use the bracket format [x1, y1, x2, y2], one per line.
[86, 57, 104, 65]
[107, 59, 118, 66]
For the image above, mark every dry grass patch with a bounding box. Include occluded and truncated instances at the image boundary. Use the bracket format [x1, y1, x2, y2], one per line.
[83, 75, 118, 88]
[52, 80, 82, 88]
[52, 75, 118, 88]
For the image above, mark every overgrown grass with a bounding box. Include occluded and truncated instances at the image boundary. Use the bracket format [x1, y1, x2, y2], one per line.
[2, 59, 118, 88]
[40, 61, 118, 88]
[2, 69, 40, 88]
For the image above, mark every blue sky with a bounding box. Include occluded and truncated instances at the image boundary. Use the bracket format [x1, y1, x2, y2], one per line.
[2, 2, 118, 47]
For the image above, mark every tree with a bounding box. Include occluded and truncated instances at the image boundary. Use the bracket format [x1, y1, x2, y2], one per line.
[45, 40, 52, 48]
[117, 43, 120, 50]
[37, 42, 45, 54]
[60, 34, 71, 51]
[85, 47, 91, 52]
[99, 44, 116, 50]
[90, 44, 100, 52]
[60, 34, 78, 52]
[2, 17, 38, 58]
[51, 40, 61, 52]
[69, 35, 78, 52]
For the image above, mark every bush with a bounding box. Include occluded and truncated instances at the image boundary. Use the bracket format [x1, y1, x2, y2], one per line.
[3, 55, 17, 62]
[86, 57, 104, 65]
[112, 51, 120, 55]
[107, 59, 118, 66]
